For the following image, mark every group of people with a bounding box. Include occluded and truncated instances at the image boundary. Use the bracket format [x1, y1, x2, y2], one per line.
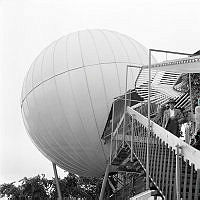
[154, 99, 184, 137]
[162, 99, 184, 137]
[154, 99, 200, 150]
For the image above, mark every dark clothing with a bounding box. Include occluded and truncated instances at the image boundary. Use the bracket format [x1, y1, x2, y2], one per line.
[162, 108, 184, 137]
[192, 133, 200, 150]
[166, 118, 180, 137]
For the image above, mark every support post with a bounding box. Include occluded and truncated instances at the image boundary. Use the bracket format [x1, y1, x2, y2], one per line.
[123, 66, 129, 147]
[146, 49, 151, 190]
[189, 73, 194, 132]
[175, 145, 181, 200]
[52, 163, 62, 200]
[131, 115, 134, 162]
[99, 164, 110, 200]
[116, 127, 118, 153]
[127, 48, 193, 194]
[110, 101, 115, 165]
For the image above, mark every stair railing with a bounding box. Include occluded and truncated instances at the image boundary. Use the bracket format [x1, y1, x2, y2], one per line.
[110, 112, 134, 164]
[110, 113, 124, 164]
[127, 105, 200, 199]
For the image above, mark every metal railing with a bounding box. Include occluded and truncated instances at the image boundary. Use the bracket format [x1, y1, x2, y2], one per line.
[106, 49, 200, 199]
[126, 106, 200, 199]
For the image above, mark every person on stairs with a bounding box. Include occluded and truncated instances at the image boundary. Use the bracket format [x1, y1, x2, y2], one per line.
[192, 130, 200, 150]
[162, 99, 184, 137]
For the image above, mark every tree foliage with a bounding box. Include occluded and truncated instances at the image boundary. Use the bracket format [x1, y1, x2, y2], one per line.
[0, 173, 104, 200]
[0, 183, 20, 199]
[20, 175, 50, 199]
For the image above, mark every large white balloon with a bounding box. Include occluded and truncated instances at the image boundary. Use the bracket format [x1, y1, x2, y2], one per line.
[21, 29, 152, 177]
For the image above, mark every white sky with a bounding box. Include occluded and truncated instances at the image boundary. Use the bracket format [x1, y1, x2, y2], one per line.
[0, 0, 200, 185]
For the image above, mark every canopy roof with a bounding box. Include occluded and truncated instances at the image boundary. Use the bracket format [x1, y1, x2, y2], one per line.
[142, 55, 200, 73]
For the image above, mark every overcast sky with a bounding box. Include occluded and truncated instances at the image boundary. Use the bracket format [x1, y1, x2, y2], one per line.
[1, 0, 200, 186]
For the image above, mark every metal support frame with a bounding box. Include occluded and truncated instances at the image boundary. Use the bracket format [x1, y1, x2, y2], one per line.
[175, 145, 181, 200]
[146, 48, 192, 190]
[125, 49, 192, 193]
[189, 73, 194, 134]
[146, 49, 151, 190]
[99, 164, 110, 200]
[123, 66, 129, 147]
[110, 101, 115, 164]
[148, 49, 192, 56]
[123, 65, 141, 147]
[131, 115, 134, 162]
[52, 163, 62, 200]
[189, 73, 193, 113]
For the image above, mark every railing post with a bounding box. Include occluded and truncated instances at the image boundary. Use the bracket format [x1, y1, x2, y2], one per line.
[175, 144, 181, 200]
[146, 49, 151, 190]
[131, 115, 134, 162]
[110, 101, 115, 165]
[189, 73, 194, 134]
[123, 66, 129, 147]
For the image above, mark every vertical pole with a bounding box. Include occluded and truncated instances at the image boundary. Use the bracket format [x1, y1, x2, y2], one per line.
[52, 163, 62, 200]
[131, 115, 134, 162]
[99, 164, 110, 200]
[146, 49, 151, 190]
[189, 73, 193, 114]
[189, 73, 194, 136]
[123, 66, 129, 147]
[110, 101, 115, 165]
[116, 127, 118, 153]
[176, 145, 181, 200]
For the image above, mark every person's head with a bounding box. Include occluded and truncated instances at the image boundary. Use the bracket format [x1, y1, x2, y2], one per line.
[168, 99, 176, 109]
[165, 104, 170, 110]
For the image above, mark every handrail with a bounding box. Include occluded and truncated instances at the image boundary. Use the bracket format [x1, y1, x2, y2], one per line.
[113, 113, 124, 137]
[127, 106, 200, 169]
[109, 103, 200, 199]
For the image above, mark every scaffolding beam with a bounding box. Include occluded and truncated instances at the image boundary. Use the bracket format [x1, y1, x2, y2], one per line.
[99, 164, 110, 200]
[52, 163, 62, 200]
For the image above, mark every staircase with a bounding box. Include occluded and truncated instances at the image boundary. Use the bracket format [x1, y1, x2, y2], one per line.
[105, 63, 199, 199]
[109, 102, 200, 199]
